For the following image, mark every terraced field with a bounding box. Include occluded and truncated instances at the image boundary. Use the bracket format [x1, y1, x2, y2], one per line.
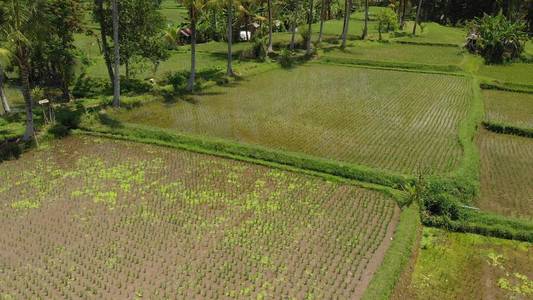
[483, 90, 533, 129]
[477, 129, 533, 220]
[393, 228, 533, 300]
[0, 136, 398, 299]
[111, 64, 472, 175]
[478, 63, 533, 86]
[321, 41, 464, 67]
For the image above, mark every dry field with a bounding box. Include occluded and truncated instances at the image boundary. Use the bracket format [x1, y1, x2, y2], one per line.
[483, 90, 533, 129]
[477, 129, 533, 220]
[0, 136, 398, 299]
[111, 64, 472, 175]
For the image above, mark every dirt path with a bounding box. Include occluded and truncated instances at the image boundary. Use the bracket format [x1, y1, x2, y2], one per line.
[352, 204, 402, 299]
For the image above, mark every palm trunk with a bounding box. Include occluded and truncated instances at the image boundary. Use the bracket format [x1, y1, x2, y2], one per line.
[400, 0, 407, 30]
[341, 0, 351, 48]
[226, 5, 234, 77]
[306, 0, 314, 55]
[290, 21, 296, 50]
[317, 0, 326, 43]
[20, 60, 34, 142]
[188, 8, 197, 92]
[0, 65, 11, 114]
[362, 0, 368, 39]
[412, 0, 423, 35]
[111, 0, 120, 107]
[267, 0, 274, 53]
[96, 0, 115, 87]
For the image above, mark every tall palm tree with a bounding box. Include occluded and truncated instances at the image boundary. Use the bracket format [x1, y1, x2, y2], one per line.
[111, 0, 120, 107]
[412, 0, 423, 35]
[267, 0, 274, 53]
[317, 0, 326, 43]
[361, 0, 369, 39]
[340, 0, 352, 48]
[0, 50, 11, 114]
[226, 0, 236, 76]
[0, 0, 40, 141]
[306, 0, 314, 55]
[178, 0, 205, 92]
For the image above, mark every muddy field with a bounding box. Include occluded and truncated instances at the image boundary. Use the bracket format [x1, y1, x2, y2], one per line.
[0, 136, 398, 299]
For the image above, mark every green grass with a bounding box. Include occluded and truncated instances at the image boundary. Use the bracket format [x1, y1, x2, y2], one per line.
[320, 41, 465, 68]
[483, 90, 533, 130]
[393, 22, 467, 46]
[395, 227, 533, 299]
[477, 63, 533, 86]
[109, 64, 471, 175]
[311, 14, 380, 40]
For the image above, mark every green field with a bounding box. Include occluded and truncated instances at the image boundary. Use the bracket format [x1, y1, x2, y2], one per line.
[321, 41, 465, 67]
[477, 129, 533, 220]
[393, 22, 467, 46]
[393, 228, 533, 299]
[0, 135, 397, 298]
[483, 90, 533, 130]
[110, 64, 471, 175]
[477, 63, 533, 86]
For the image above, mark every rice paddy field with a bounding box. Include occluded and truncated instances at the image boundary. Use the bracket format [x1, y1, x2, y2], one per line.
[483, 90, 533, 129]
[321, 41, 465, 67]
[392, 22, 466, 46]
[477, 63, 533, 86]
[477, 129, 533, 220]
[393, 228, 533, 300]
[110, 64, 471, 175]
[0, 135, 398, 299]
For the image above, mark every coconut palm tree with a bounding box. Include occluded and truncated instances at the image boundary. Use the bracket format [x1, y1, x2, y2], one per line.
[267, 0, 274, 53]
[111, 0, 120, 107]
[340, 0, 352, 48]
[178, 0, 207, 91]
[0, 0, 42, 141]
[412, 0, 423, 35]
[305, 0, 314, 55]
[317, 0, 326, 43]
[0, 49, 11, 114]
[361, 0, 369, 39]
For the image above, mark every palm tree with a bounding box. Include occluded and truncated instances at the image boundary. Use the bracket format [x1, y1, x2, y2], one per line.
[317, 0, 326, 43]
[361, 0, 369, 39]
[0, 50, 11, 114]
[111, 0, 120, 107]
[412, 0, 423, 35]
[178, 0, 205, 92]
[226, 0, 236, 76]
[305, 0, 314, 55]
[0, 0, 40, 141]
[267, 0, 274, 53]
[340, 0, 352, 48]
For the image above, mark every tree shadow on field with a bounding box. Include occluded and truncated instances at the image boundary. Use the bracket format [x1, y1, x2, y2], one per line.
[98, 113, 123, 129]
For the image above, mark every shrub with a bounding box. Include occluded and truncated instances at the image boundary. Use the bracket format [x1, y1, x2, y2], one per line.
[466, 13, 528, 64]
[48, 123, 70, 138]
[375, 8, 399, 40]
[121, 78, 153, 94]
[0, 142, 22, 162]
[73, 75, 110, 98]
[279, 49, 294, 68]
[164, 71, 189, 93]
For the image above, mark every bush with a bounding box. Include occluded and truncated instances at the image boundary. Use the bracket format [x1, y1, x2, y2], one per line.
[73, 75, 110, 98]
[0, 142, 22, 162]
[279, 49, 294, 68]
[121, 78, 153, 94]
[164, 71, 189, 93]
[375, 8, 399, 40]
[466, 13, 528, 64]
[48, 123, 70, 138]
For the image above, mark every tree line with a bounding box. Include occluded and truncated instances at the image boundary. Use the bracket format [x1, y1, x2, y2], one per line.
[0, 0, 531, 143]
